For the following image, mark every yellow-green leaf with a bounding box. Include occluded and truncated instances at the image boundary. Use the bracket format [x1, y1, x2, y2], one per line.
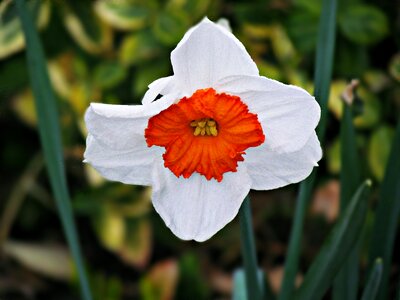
[327, 80, 347, 119]
[59, 1, 112, 55]
[353, 87, 381, 128]
[119, 31, 161, 66]
[327, 138, 341, 174]
[0, 0, 50, 60]
[368, 126, 395, 181]
[94, 0, 150, 31]
[12, 88, 37, 126]
[270, 25, 299, 66]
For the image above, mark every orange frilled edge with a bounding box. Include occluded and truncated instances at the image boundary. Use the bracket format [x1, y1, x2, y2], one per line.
[145, 88, 265, 182]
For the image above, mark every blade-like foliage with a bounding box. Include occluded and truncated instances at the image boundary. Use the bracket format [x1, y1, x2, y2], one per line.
[368, 121, 400, 299]
[295, 180, 371, 300]
[361, 258, 383, 300]
[278, 0, 338, 299]
[15, 0, 92, 299]
[233, 269, 274, 300]
[333, 101, 362, 299]
[239, 196, 262, 300]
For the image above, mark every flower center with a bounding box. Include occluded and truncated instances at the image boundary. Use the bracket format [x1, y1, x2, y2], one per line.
[145, 88, 265, 182]
[190, 118, 218, 136]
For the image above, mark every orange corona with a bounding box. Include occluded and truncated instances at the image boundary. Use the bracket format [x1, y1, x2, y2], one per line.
[145, 88, 265, 181]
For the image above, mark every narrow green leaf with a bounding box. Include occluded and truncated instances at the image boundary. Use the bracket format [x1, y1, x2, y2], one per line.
[368, 121, 400, 299]
[239, 196, 262, 300]
[333, 101, 362, 300]
[338, 4, 389, 45]
[233, 270, 247, 300]
[233, 269, 272, 300]
[361, 258, 383, 300]
[15, 0, 92, 299]
[295, 180, 371, 300]
[279, 0, 337, 299]
[314, 0, 338, 141]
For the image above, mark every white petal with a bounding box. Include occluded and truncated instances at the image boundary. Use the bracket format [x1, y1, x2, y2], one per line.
[84, 135, 161, 186]
[141, 76, 174, 104]
[151, 159, 251, 242]
[84, 95, 175, 186]
[245, 132, 322, 190]
[215, 75, 321, 153]
[85, 94, 176, 150]
[171, 18, 259, 95]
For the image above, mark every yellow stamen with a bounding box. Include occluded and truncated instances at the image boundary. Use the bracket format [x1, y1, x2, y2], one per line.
[194, 126, 202, 136]
[210, 126, 218, 136]
[190, 118, 218, 136]
[207, 120, 216, 126]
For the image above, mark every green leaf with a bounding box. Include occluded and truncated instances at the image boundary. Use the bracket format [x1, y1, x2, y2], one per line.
[119, 31, 162, 66]
[354, 88, 382, 129]
[233, 269, 270, 300]
[327, 80, 347, 119]
[338, 4, 389, 45]
[368, 122, 400, 299]
[286, 11, 319, 53]
[90, 272, 123, 300]
[270, 25, 299, 66]
[132, 60, 170, 97]
[361, 258, 383, 300]
[12, 88, 37, 127]
[59, 0, 112, 54]
[239, 196, 262, 300]
[326, 137, 340, 175]
[279, 0, 337, 299]
[94, 0, 150, 30]
[292, 0, 321, 15]
[333, 102, 362, 300]
[75, 184, 152, 268]
[93, 61, 127, 89]
[15, 0, 92, 299]
[368, 126, 395, 181]
[175, 254, 209, 300]
[94, 0, 150, 31]
[389, 53, 400, 82]
[295, 180, 371, 300]
[152, 10, 190, 46]
[232, 3, 272, 24]
[335, 41, 369, 78]
[180, 0, 211, 19]
[0, 0, 50, 60]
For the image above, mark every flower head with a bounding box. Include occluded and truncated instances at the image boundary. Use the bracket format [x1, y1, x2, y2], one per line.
[84, 18, 322, 242]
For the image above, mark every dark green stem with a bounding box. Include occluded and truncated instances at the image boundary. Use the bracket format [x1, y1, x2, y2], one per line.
[239, 195, 262, 300]
[279, 0, 337, 298]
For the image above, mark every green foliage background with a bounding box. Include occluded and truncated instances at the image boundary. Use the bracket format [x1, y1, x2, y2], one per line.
[0, 0, 399, 299]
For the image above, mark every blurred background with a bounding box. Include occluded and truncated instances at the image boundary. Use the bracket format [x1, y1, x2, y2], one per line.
[0, 0, 399, 299]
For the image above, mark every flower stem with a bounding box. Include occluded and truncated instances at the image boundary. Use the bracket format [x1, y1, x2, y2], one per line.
[239, 195, 262, 300]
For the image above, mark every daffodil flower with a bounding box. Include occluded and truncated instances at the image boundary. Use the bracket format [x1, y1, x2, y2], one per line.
[84, 18, 322, 242]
